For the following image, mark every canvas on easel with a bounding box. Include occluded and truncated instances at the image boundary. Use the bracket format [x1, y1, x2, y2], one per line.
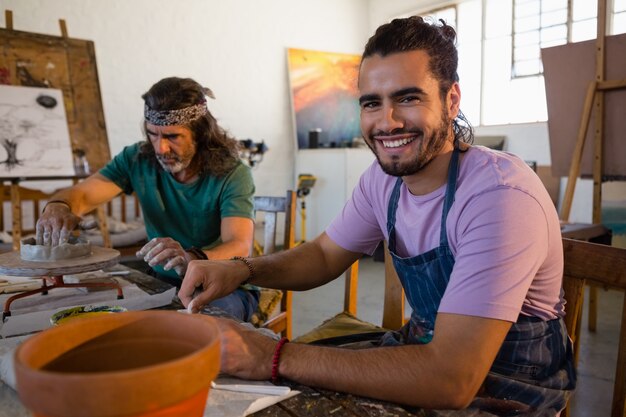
[0, 84, 74, 176]
[0, 10, 110, 174]
[0, 10, 112, 251]
[542, 0, 626, 384]
[542, 33, 626, 180]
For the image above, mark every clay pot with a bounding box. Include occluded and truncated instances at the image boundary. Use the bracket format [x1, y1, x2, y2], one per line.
[14, 310, 221, 417]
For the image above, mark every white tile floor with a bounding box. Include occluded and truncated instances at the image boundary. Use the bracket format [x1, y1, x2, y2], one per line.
[291, 257, 622, 417]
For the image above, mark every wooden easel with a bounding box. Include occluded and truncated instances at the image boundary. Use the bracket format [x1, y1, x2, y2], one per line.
[559, 0, 626, 331]
[1, 11, 111, 251]
[1, 9, 111, 171]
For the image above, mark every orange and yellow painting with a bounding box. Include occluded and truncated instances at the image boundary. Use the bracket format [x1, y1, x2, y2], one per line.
[287, 48, 361, 149]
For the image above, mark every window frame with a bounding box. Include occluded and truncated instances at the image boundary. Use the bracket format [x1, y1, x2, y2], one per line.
[404, 0, 623, 126]
[511, 0, 571, 79]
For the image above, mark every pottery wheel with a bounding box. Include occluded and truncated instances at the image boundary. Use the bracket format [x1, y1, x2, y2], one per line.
[0, 247, 120, 277]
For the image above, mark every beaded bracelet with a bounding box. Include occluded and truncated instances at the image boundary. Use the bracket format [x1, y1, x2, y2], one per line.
[230, 256, 255, 285]
[271, 337, 290, 384]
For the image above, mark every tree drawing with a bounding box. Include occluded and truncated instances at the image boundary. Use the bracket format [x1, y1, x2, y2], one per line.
[0, 92, 62, 172]
[0, 139, 21, 170]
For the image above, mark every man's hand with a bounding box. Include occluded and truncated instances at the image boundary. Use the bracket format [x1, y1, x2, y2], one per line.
[36, 203, 82, 246]
[179, 259, 250, 313]
[137, 237, 195, 276]
[215, 317, 276, 380]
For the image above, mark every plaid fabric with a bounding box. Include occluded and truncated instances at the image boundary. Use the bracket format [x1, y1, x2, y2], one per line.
[380, 317, 575, 416]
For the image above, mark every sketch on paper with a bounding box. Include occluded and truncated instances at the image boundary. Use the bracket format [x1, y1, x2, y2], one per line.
[0, 85, 75, 177]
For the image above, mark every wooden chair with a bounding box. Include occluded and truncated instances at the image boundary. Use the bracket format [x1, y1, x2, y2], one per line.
[295, 242, 406, 343]
[562, 237, 626, 417]
[251, 190, 296, 339]
[1, 184, 55, 251]
[93, 193, 147, 256]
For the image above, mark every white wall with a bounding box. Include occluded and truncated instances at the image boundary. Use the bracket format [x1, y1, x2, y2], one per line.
[4, 0, 619, 226]
[1, 0, 370, 197]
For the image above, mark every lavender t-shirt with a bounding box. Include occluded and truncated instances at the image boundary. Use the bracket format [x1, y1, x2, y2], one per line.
[327, 146, 564, 322]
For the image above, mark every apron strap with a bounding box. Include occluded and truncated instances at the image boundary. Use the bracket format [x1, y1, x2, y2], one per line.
[386, 178, 403, 252]
[439, 146, 460, 246]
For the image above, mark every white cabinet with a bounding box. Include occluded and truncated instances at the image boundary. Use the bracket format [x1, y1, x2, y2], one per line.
[296, 148, 375, 241]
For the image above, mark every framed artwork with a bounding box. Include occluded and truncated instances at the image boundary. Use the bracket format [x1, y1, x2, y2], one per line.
[287, 48, 361, 149]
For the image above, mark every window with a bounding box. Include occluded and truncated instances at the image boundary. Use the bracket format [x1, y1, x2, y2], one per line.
[512, 0, 567, 78]
[424, 6, 457, 28]
[396, 5, 457, 28]
[614, 0, 626, 34]
[406, 0, 625, 126]
[571, 0, 599, 42]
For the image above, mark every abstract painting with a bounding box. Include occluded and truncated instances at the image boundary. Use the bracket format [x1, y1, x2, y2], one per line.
[0, 85, 74, 177]
[287, 48, 361, 149]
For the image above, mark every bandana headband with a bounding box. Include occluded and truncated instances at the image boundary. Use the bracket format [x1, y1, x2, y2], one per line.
[144, 103, 208, 126]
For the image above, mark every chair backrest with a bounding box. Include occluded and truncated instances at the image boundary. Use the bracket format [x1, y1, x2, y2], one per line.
[342, 241, 406, 330]
[562, 237, 626, 417]
[96, 193, 145, 254]
[252, 190, 296, 339]
[1, 184, 55, 250]
[253, 191, 296, 254]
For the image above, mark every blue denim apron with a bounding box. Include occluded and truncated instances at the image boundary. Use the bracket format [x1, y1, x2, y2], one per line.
[380, 147, 576, 415]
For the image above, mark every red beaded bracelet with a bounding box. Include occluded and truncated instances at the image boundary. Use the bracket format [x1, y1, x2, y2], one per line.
[271, 337, 290, 384]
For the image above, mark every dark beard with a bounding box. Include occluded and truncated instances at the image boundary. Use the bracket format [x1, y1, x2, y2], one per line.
[366, 113, 452, 177]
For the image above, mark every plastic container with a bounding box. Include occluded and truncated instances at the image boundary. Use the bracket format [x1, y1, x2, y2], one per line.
[14, 310, 220, 417]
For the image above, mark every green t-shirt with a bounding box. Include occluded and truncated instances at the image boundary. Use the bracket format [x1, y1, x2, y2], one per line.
[100, 143, 255, 279]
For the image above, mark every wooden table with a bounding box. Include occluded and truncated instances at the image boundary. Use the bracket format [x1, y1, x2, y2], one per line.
[560, 222, 611, 243]
[252, 382, 425, 417]
[0, 264, 424, 417]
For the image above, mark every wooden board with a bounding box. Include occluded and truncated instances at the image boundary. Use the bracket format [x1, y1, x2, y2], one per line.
[542, 33, 626, 179]
[0, 27, 111, 172]
[0, 246, 119, 277]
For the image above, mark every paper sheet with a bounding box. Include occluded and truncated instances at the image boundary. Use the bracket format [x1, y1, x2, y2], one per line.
[206, 376, 299, 417]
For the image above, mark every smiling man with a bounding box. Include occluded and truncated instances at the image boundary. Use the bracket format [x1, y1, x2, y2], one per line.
[36, 77, 259, 321]
[179, 17, 575, 414]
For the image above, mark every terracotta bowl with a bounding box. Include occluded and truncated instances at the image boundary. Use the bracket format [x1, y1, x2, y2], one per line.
[14, 310, 221, 417]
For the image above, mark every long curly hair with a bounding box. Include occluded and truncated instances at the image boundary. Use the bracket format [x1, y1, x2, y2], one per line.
[362, 16, 473, 145]
[139, 77, 241, 176]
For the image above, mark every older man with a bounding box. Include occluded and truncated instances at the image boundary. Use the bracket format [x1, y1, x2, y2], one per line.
[36, 77, 258, 321]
